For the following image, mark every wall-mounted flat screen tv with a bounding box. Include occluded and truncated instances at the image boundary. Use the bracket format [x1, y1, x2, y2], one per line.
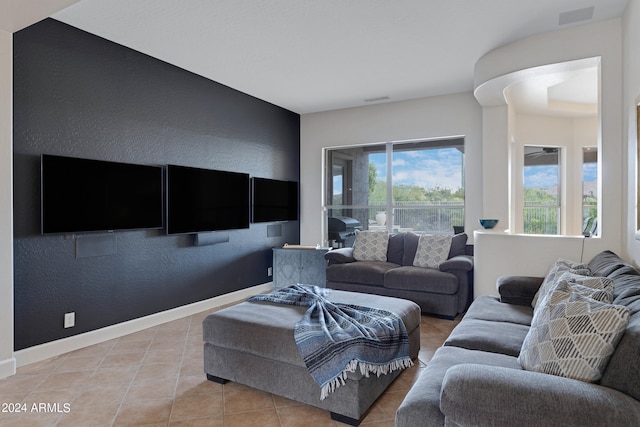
[251, 177, 298, 223]
[41, 154, 164, 234]
[166, 164, 250, 234]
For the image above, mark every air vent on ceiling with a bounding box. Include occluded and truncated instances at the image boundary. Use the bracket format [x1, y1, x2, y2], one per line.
[559, 6, 594, 25]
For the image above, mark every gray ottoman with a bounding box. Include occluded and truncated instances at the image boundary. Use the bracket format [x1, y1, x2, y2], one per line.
[203, 289, 421, 425]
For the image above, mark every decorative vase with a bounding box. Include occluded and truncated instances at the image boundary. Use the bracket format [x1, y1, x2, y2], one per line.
[375, 211, 387, 226]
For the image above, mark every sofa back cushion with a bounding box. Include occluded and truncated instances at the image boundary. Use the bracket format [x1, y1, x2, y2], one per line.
[448, 233, 468, 258]
[599, 270, 640, 401]
[402, 232, 420, 266]
[386, 232, 405, 265]
[599, 310, 640, 401]
[588, 250, 640, 278]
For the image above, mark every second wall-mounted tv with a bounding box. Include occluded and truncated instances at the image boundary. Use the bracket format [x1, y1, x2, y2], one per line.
[251, 177, 298, 223]
[41, 154, 164, 234]
[166, 164, 250, 234]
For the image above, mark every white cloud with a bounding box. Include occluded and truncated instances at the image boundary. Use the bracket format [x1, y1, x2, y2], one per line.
[524, 166, 558, 189]
[391, 150, 463, 190]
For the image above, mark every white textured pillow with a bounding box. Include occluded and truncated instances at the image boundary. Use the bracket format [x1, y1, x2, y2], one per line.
[413, 234, 453, 268]
[532, 258, 591, 308]
[518, 280, 630, 383]
[352, 230, 389, 262]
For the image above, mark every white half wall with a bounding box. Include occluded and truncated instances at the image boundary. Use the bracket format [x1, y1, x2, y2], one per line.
[0, 29, 14, 379]
[474, 231, 613, 297]
[300, 92, 483, 246]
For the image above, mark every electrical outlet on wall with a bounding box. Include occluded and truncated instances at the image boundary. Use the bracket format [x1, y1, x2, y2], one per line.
[64, 312, 75, 328]
[267, 267, 273, 277]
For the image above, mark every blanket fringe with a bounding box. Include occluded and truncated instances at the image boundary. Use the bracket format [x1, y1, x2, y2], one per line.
[319, 357, 414, 400]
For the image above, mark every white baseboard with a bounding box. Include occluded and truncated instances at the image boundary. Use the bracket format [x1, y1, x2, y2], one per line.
[0, 356, 16, 379]
[13, 283, 273, 369]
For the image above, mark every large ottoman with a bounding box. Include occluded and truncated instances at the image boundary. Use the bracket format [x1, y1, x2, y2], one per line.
[203, 289, 421, 425]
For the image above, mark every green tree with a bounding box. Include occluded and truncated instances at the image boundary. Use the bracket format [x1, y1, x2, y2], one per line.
[368, 163, 377, 197]
[524, 187, 558, 234]
[423, 186, 463, 202]
[393, 185, 428, 201]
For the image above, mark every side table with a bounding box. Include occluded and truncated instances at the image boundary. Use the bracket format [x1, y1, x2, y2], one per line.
[272, 246, 330, 289]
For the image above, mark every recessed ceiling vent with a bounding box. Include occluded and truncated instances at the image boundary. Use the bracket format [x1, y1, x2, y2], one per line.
[558, 6, 595, 25]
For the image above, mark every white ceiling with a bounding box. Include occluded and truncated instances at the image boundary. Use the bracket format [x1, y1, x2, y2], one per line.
[3, 0, 630, 114]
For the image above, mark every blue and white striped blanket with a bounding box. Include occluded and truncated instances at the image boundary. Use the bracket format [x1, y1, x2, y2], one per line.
[248, 284, 413, 399]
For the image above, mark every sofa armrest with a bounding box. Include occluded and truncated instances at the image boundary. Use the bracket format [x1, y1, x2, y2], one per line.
[324, 247, 355, 265]
[497, 275, 544, 306]
[439, 254, 473, 273]
[441, 364, 640, 427]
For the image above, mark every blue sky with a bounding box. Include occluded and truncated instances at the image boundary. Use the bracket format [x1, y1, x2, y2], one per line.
[524, 163, 597, 189]
[369, 148, 463, 191]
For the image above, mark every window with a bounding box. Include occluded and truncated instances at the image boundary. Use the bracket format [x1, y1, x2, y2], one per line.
[523, 146, 560, 234]
[325, 138, 464, 246]
[583, 147, 598, 236]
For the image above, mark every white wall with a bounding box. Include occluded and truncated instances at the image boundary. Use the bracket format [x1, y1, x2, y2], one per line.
[299, 92, 483, 246]
[0, 29, 15, 379]
[623, 0, 640, 264]
[474, 19, 622, 296]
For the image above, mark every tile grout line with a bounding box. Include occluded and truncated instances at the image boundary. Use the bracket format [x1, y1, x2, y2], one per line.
[167, 313, 196, 425]
[108, 327, 158, 427]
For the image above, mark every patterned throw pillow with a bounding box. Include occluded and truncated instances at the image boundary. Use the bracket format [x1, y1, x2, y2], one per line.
[531, 258, 591, 308]
[518, 280, 630, 383]
[413, 234, 453, 269]
[553, 272, 614, 303]
[352, 230, 389, 262]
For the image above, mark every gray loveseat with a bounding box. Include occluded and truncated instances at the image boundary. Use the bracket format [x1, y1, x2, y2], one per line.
[396, 250, 640, 427]
[324, 232, 473, 318]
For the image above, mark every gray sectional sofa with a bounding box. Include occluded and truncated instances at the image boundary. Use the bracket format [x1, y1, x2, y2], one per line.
[396, 250, 640, 427]
[324, 232, 473, 318]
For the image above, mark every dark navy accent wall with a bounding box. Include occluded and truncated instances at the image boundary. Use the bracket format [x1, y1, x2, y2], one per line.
[13, 19, 300, 350]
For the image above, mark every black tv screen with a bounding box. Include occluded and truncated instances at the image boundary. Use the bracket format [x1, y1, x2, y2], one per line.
[166, 164, 250, 234]
[251, 177, 298, 223]
[41, 154, 163, 234]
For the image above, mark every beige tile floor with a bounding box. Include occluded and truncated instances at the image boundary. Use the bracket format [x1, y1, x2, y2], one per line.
[0, 304, 459, 427]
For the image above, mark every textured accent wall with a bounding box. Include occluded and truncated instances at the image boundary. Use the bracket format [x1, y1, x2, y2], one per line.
[13, 19, 300, 350]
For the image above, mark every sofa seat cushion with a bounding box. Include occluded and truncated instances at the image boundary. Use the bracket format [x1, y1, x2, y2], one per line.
[464, 295, 533, 326]
[383, 266, 458, 294]
[325, 261, 399, 287]
[444, 318, 531, 357]
[395, 345, 520, 427]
